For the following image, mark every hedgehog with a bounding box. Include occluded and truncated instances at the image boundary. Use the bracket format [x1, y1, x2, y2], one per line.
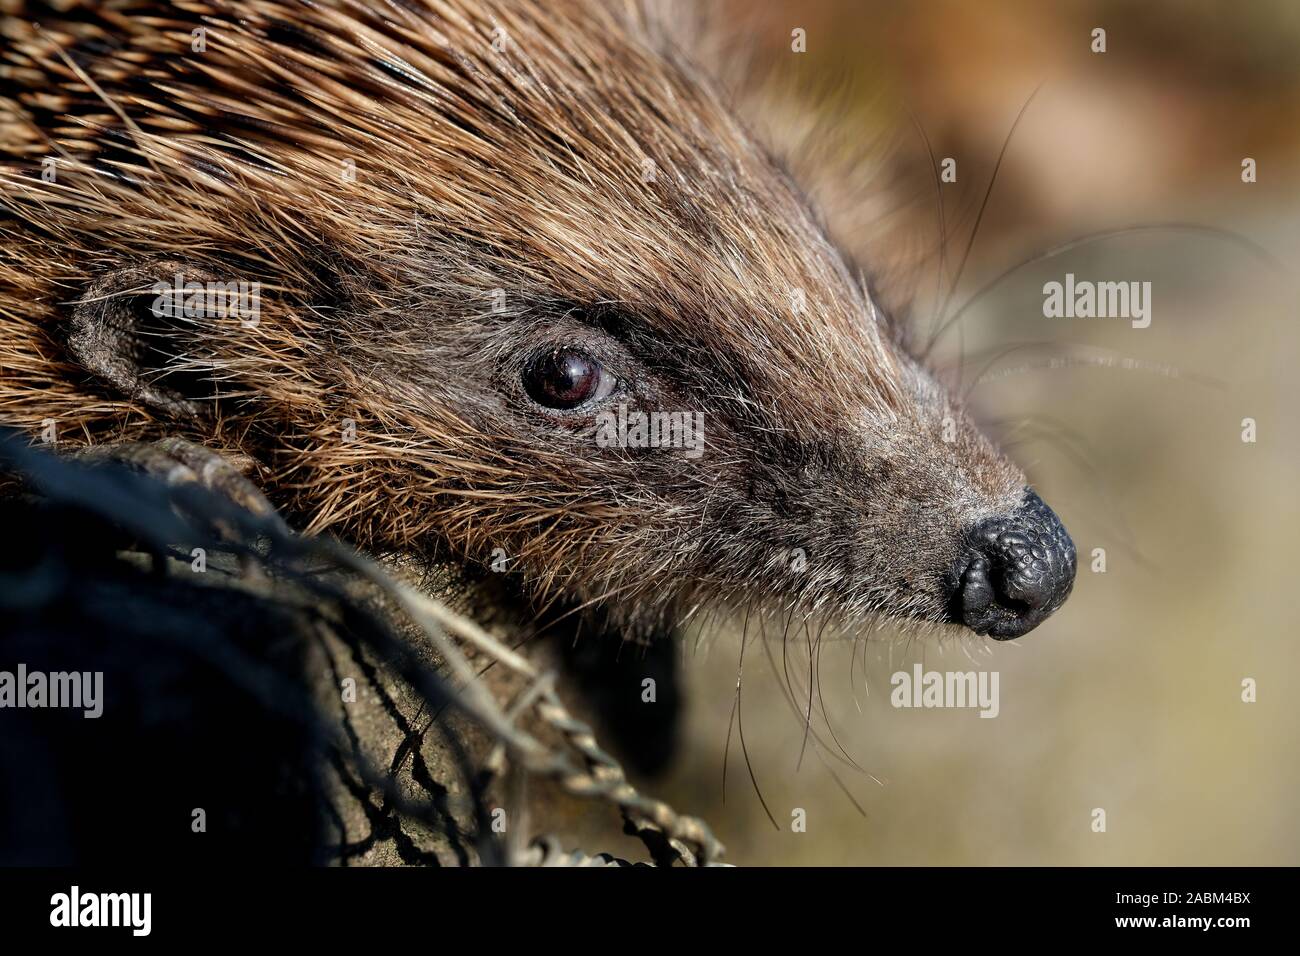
[0, 0, 1075, 667]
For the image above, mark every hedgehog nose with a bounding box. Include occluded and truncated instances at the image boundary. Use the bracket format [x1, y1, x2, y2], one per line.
[954, 489, 1076, 639]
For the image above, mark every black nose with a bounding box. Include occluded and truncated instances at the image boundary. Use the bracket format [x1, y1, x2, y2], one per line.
[953, 489, 1076, 639]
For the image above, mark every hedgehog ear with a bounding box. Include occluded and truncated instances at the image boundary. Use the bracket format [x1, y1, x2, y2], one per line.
[67, 262, 220, 419]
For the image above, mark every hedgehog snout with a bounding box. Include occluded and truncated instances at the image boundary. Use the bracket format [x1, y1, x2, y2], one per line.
[947, 489, 1076, 639]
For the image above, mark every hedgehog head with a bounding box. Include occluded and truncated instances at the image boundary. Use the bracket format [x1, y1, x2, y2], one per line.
[0, 0, 1074, 637]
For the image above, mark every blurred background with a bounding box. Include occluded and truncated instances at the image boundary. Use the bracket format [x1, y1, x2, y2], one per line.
[565, 0, 1300, 865]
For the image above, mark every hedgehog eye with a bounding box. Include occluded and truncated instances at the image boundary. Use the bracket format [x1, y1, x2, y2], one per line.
[522, 347, 613, 410]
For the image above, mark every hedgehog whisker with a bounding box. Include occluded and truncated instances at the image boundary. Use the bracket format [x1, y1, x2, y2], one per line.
[926, 83, 1044, 367]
